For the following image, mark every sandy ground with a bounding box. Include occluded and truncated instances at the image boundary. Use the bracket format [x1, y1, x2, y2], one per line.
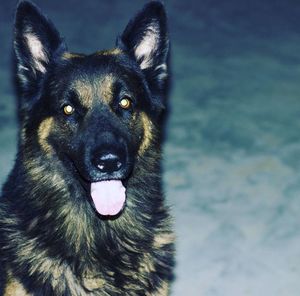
[1, 1, 300, 295]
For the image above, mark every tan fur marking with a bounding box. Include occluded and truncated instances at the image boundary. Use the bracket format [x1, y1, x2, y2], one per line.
[99, 74, 115, 105]
[58, 204, 95, 253]
[72, 74, 115, 108]
[82, 276, 106, 291]
[4, 271, 31, 296]
[153, 232, 175, 249]
[138, 112, 153, 156]
[153, 281, 169, 296]
[62, 52, 84, 60]
[96, 48, 122, 56]
[73, 80, 93, 108]
[38, 117, 54, 154]
[139, 253, 156, 274]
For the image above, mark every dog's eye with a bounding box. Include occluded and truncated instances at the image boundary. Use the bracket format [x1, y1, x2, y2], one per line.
[119, 97, 132, 110]
[63, 104, 75, 115]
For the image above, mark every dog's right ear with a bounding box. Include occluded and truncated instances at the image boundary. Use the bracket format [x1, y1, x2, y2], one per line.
[117, 1, 169, 111]
[14, 1, 66, 97]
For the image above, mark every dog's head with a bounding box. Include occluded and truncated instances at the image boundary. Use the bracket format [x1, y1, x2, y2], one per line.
[14, 1, 169, 217]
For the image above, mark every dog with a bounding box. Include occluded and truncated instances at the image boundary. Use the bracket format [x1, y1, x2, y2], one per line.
[0, 1, 174, 295]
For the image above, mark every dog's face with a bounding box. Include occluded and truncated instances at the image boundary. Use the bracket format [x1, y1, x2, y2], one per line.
[14, 1, 169, 216]
[37, 53, 151, 183]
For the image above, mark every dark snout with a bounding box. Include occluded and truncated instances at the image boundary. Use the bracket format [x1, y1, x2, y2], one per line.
[82, 131, 132, 181]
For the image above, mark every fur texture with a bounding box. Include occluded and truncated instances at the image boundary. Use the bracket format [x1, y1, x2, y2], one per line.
[0, 1, 174, 295]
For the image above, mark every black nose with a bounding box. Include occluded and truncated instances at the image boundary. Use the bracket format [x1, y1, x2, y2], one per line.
[96, 153, 123, 174]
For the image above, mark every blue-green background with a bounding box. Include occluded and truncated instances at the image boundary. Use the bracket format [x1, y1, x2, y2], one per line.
[1, 1, 300, 295]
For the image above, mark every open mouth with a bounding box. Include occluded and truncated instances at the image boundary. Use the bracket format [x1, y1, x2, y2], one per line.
[67, 157, 129, 217]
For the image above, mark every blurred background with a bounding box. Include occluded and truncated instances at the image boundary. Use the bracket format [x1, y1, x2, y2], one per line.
[1, 0, 300, 295]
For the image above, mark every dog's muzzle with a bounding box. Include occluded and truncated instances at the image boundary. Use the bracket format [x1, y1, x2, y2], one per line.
[76, 131, 132, 217]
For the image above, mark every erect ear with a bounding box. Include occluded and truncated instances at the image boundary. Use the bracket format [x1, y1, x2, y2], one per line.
[14, 1, 66, 95]
[117, 1, 169, 96]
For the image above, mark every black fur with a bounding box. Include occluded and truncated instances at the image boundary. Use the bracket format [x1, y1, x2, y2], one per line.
[0, 1, 174, 295]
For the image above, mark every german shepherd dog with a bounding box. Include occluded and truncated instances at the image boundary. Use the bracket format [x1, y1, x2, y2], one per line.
[0, 1, 174, 295]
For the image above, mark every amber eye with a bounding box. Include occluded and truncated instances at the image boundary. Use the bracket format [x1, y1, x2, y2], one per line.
[119, 97, 132, 110]
[63, 104, 75, 115]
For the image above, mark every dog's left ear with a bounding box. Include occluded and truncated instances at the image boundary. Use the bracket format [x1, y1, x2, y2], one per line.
[117, 1, 169, 98]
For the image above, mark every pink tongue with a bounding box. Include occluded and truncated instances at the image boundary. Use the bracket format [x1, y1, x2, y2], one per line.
[90, 180, 126, 216]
